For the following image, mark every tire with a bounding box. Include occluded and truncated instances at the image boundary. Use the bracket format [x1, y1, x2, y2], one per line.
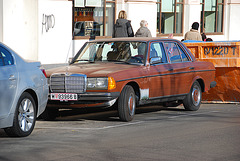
[40, 107, 58, 121]
[183, 81, 202, 111]
[4, 92, 36, 137]
[118, 85, 136, 122]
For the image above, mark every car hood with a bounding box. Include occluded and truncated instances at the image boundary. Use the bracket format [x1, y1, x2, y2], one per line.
[46, 62, 142, 78]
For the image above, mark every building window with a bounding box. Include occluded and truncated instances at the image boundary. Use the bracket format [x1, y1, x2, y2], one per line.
[73, 0, 115, 38]
[157, 0, 184, 36]
[200, 0, 224, 33]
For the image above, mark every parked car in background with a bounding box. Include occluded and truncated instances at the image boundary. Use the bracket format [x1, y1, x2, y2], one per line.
[43, 38, 216, 122]
[0, 42, 49, 137]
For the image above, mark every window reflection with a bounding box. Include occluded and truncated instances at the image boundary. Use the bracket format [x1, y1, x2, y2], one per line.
[157, 0, 183, 35]
[73, 0, 115, 37]
[201, 0, 224, 33]
[74, 7, 104, 36]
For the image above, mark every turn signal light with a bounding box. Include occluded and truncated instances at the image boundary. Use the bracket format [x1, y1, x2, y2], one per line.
[108, 77, 116, 90]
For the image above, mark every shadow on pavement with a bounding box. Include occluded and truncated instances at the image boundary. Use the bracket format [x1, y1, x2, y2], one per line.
[38, 103, 186, 122]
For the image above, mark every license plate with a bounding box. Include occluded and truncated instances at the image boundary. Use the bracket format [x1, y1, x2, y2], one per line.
[50, 93, 78, 101]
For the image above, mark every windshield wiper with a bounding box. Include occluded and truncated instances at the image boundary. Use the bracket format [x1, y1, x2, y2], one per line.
[107, 60, 123, 62]
[108, 60, 131, 64]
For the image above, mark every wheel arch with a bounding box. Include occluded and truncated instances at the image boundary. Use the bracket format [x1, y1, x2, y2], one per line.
[126, 81, 140, 103]
[24, 89, 38, 114]
[196, 78, 205, 92]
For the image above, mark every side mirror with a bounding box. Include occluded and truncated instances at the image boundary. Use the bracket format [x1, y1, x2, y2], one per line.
[150, 57, 162, 65]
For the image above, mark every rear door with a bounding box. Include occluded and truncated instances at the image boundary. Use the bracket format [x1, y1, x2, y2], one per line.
[0, 46, 18, 119]
[163, 41, 194, 95]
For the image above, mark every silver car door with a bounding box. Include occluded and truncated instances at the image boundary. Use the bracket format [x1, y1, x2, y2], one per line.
[0, 47, 18, 119]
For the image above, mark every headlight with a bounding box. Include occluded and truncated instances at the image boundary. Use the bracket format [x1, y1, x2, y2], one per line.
[87, 78, 108, 89]
[87, 77, 116, 90]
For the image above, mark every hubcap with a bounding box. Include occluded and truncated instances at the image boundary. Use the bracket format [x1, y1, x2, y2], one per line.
[128, 93, 135, 116]
[192, 85, 201, 106]
[18, 98, 34, 132]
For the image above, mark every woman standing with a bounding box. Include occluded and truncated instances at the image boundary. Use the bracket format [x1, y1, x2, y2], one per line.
[112, 10, 134, 38]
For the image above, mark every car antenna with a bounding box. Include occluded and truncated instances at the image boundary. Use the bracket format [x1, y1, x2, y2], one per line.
[65, 29, 75, 65]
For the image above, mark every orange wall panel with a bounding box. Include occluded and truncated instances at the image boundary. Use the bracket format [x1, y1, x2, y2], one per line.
[185, 41, 240, 103]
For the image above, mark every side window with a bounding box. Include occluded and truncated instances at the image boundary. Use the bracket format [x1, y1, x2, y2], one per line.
[164, 42, 182, 63]
[177, 45, 189, 62]
[0, 47, 14, 66]
[150, 42, 167, 63]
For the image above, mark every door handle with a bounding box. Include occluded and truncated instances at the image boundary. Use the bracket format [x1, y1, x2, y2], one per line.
[189, 67, 195, 70]
[9, 75, 16, 81]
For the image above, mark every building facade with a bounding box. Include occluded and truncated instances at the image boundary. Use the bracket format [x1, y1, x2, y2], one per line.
[0, 0, 240, 64]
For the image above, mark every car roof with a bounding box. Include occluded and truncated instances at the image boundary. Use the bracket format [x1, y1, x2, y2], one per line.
[88, 37, 195, 61]
[90, 37, 180, 43]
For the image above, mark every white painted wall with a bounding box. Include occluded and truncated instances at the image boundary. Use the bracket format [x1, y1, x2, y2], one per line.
[0, 0, 3, 42]
[38, 0, 72, 64]
[184, 3, 201, 35]
[2, 0, 38, 60]
[125, 1, 157, 37]
[227, 3, 240, 41]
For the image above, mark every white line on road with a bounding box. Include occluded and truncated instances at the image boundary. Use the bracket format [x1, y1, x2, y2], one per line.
[36, 121, 144, 130]
[167, 111, 220, 119]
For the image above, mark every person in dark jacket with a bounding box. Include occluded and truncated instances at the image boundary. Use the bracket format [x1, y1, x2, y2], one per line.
[112, 10, 134, 38]
[135, 20, 152, 37]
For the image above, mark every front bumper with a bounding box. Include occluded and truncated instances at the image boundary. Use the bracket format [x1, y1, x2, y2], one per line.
[47, 92, 120, 108]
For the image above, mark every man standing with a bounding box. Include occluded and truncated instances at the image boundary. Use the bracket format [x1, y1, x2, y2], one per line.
[135, 20, 152, 37]
[184, 22, 202, 41]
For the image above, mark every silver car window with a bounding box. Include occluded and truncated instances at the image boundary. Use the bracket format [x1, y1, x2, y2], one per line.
[0, 47, 14, 66]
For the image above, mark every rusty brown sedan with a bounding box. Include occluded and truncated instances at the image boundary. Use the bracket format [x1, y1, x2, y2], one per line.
[42, 38, 216, 122]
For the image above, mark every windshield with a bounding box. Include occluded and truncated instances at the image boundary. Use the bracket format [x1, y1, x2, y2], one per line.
[72, 41, 147, 65]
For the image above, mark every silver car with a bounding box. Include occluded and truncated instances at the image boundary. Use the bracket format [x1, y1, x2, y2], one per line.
[0, 42, 49, 137]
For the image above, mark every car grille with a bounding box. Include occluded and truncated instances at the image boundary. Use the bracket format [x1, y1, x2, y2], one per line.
[50, 74, 87, 93]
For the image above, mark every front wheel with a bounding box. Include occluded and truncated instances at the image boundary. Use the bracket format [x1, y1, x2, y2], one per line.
[4, 92, 36, 137]
[118, 85, 136, 122]
[183, 81, 202, 111]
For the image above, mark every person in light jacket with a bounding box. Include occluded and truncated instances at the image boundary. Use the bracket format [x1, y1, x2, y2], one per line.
[135, 20, 152, 37]
[184, 22, 202, 41]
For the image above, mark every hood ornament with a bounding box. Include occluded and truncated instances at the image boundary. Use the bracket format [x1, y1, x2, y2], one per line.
[65, 66, 71, 76]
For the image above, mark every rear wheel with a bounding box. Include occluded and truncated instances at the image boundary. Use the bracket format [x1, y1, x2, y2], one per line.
[4, 92, 36, 137]
[118, 85, 136, 122]
[183, 81, 202, 111]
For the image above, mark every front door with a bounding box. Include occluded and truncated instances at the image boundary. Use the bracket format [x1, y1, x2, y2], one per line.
[147, 42, 175, 98]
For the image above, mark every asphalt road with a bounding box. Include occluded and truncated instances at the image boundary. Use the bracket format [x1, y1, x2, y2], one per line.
[0, 103, 240, 161]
